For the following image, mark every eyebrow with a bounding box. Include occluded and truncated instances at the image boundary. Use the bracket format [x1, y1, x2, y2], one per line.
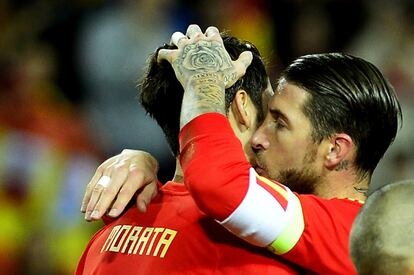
[269, 108, 290, 126]
[269, 107, 287, 119]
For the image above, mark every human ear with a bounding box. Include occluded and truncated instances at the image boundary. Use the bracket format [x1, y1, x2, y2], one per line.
[324, 134, 354, 170]
[230, 90, 252, 131]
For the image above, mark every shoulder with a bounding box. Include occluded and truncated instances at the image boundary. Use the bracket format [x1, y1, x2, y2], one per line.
[297, 194, 362, 225]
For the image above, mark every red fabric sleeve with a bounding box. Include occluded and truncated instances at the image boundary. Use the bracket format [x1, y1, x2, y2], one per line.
[179, 113, 251, 221]
[179, 113, 361, 274]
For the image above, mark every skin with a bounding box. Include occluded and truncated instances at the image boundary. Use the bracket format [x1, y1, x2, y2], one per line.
[252, 80, 366, 199]
[81, 24, 367, 220]
[82, 87, 268, 220]
[164, 25, 366, 201]
[82, 25, 261, 220]
[158, 25, 252, 129]
[251, 81, 327, 195]
[81, 149, 160, 218]
[350, 180, 414, 274]
[230, 83, 274, 164]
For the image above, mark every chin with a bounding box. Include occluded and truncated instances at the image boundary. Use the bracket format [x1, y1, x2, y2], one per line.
[276, 167, 319, 194]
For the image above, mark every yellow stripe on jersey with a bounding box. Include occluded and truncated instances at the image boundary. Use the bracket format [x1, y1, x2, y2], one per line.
[267, 193, 304, 255]
[338, 197, 365, 204]
[256, 173, 289, 201]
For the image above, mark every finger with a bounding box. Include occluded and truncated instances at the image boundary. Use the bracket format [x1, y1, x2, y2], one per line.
[97, 175, 111, 188]
[84, 181, 105, 221]
[157, 49, 176, 64]
[170, 31, 187, 47]
[89, 163, 129, 220]
[81, 170, 102, 213]
[106, 165, 146, 217]
[186, 24, 203, 39]
[80, 157, 117, 212]
[238, 50, 253, 68]
[205, 26, 220, 38]
[85, 174, 111, 221]
[136, 181, 158, 213]
[234, 50, 253, 77]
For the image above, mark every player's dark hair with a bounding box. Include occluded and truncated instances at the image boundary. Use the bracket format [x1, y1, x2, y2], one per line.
[279, 53, 402, 179]
[139, 35, 267, 157]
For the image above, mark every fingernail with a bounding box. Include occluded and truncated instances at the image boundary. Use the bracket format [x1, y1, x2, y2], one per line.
[108, 208, 119, 217]
[85, 211, 92, 220]
[91, 210, 100, 219]
[80, 204, 86, 212]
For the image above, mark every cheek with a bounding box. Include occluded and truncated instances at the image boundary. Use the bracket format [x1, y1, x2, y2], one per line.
[265, 137, 309, 169]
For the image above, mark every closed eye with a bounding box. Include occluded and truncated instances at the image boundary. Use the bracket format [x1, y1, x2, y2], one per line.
[274, 119, 287, 130]
[269, 108, 289, 130]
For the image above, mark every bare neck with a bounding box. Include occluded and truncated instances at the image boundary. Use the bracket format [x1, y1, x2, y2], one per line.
[314, 169, 369, 202]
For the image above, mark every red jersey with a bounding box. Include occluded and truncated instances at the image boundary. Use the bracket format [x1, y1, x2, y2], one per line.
[179, 113, 362, 274]
[75, 181, 299, 275]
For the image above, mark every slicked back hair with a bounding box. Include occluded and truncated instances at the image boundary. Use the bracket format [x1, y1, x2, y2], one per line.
[279, 53, 402, 179]
[139, 35, 268, 157]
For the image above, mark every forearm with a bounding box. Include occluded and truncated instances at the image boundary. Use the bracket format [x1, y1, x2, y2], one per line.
[180, 114, 249, 220]
[179, 114, 304, 252]
[180, 116, 359, 273]
[180, 75, 226, 129]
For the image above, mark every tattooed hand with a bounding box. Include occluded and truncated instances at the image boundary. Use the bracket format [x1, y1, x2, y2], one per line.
[157, 24, 253, 128]
[181, 42, 232, 75]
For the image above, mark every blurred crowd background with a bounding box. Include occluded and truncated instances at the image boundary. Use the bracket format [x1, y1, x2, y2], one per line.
[0, 0, 413, 274]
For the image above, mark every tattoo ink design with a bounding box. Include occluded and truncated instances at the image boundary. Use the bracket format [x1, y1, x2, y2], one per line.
[335, 160, 349, 171]
[181, 41, 233, 72]
[174, 40, 240, 128]
[173, 40, 236, 88]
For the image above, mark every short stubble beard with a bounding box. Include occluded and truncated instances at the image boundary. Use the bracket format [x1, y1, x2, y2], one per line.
[272, 144, 321, 195]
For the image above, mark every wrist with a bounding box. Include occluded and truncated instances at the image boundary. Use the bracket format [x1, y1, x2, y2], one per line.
[180, 85, 226, 129]
[185, 72, 226, 91]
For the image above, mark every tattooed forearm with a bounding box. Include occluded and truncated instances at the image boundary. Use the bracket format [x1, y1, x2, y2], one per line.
[169, 38, 245, 128]
[180, 82, 226, 128]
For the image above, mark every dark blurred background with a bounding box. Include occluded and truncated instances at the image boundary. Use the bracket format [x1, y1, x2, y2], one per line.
[1, 0, 413, 274]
